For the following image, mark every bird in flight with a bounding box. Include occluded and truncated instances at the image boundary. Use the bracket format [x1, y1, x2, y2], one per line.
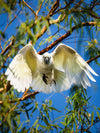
[5, 43, 98, 93]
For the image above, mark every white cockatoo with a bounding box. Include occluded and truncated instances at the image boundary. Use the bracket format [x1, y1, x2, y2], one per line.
[5, 43, 98, 93]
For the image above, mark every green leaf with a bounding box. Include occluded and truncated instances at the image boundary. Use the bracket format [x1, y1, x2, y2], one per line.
[97, 107, 100, 111]
[18, 120, 30, 131]
[39, 124, 51, 129]
[36, 124, 39, 131]
[96, 111, 100, 119]
[33, 119, 39, 127]
[49, 100, 52, 107]
[48, 107, 61, 112]
[32, 107, 37, 113]
[43, 116, 49, 125]
[91, 112, 94, 125]
[60, 122, 66, 126]
[35, 101, 38, 108]
[65, 10, 69, 24]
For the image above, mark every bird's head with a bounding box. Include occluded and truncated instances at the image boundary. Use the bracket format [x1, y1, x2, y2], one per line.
[42, 52, 53, 65]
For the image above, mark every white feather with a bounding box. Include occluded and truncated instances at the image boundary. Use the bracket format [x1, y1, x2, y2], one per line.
[5, 43, 98, 93]
[5, 54, 32, 92]
[52, 43, 98, 90]
[31, 73, 54, 93]
[5, 43, 37, 92]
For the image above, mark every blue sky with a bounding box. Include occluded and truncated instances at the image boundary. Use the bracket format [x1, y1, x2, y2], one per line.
[0, 1, 100, 132]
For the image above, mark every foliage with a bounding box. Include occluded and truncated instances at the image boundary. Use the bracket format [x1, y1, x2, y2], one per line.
[0, 0, 100, 132]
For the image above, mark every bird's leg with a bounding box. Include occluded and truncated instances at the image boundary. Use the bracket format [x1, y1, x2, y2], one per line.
[51, 69, 56, 85]
[42, 74, 48, 85]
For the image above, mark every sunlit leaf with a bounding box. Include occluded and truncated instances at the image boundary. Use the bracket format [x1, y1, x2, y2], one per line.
[91, 112, 94, 126]
[96, 111, 100, 120]
[33, 119, 39, 127]
[48, 107, 61, 112]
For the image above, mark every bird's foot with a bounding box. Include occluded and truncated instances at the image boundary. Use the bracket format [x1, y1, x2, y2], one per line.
[50, 79, 56, 86]
[42, 74, 56, 86]
[42, 74, 48, 85]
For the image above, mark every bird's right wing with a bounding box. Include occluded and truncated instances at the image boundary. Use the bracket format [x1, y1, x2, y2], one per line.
[5, 43, 38, 92]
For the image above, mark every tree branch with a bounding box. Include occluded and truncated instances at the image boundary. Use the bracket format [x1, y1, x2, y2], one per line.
[87, 54, 100, 64]
[38, 21, 97, 54]
[36, 25, 47, 40]
[35, 12, 66, 40]
[70, 9, 100, 19]
[0, 91, 39, 104]
[48, 0, 59, 17]
[35, 0, 100, 40]
[1, 37, 15, 55]
[35, 0, 60, 40]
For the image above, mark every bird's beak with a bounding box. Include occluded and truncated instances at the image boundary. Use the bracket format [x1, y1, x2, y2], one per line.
[44, 57, 50, 64]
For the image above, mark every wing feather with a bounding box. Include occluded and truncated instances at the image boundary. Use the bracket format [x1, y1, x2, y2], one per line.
[52, 43, 98, 90]
[54, 69, 71, 92]
[5, 43, 38, 92]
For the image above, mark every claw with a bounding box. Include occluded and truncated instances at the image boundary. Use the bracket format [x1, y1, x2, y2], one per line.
[42, 74, 56, 86]
[50, 79, 56, 86]
[42, 74, 48, 85]
[53, 79, 56, 85]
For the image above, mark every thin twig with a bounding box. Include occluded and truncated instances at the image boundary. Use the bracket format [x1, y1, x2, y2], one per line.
[0, 81, 12, 93]
[1, 38, 15, 55]
[0, 9, 21, 52]
[87, 54, 100, 64]
[22, 0, 36, 17]
[75, 117, 100, 132]
[0, 39, 3, 51]
[48, 0, 59, 17]
[35, 2, 42, 20]
[4, 9, 21, 33]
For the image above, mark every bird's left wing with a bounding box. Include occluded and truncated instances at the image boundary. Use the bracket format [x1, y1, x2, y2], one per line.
[52, 43, 98, 91]
[5, 43, 38, 92]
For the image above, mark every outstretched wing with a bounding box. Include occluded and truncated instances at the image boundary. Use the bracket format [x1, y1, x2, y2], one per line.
[52, 43, 98, 91]
[5, 43, 38, 92]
